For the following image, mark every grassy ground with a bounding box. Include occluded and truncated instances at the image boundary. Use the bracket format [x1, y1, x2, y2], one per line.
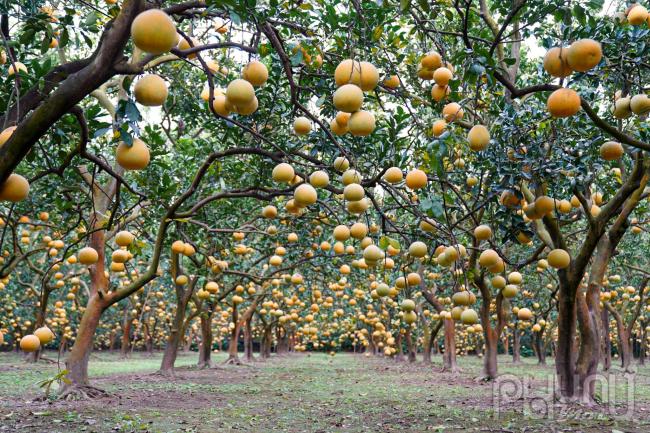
[0, 350, 649, 432]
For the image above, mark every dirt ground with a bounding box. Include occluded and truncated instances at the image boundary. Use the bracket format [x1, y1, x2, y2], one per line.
[0, 351, 649, 432]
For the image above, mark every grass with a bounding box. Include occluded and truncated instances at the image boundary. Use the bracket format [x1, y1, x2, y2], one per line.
[0, 350, 649, 432]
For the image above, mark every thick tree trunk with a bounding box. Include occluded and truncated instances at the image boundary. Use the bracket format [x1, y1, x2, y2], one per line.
[601, 308, 612, 371]
[260, 325, 272, 359]
[512, 328, 521, 364]
[534, 330, 546, 365]
[243, 316, 254, 362]
[64, 296, 104, 387]
[639, 326, 647, 366]
[159, 295, 190, 375]
[405, 328, 416, 362]
[120, 307, 132, 358]
[197, 313, 213, 368]
[555, 283, 578, 398]
[442, 318, 459, 372]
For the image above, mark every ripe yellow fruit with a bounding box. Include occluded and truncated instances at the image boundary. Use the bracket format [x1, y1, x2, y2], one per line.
[358, 61, 379, 91]
[628, 4, 649, 25]
[171, 240, 185, 254]
[330, 118, 348, 135]
[543, 47, 572, 78]
[479, 249, 499, 268]
[334, 59, 361, 87]
[431, 84, 450, 102]
[335, 111, 351, 127]
[492, 275, 506, 289]
[0, 126, 16, 146]
[176, 275, 189, 285]
[566, 39, 602, 72]
[468, 124, 490, 151]
[350, 222, 368, 239]
[517, 308, 533, 321]
[613, 96, 632, 119]
[442, 102, 464, 122]
[112, 249, 129, 263]
[401, 299, 416, 312]
[431, 119, 447, 137]
[383, 75, 400, 89]
[403, 310, 417, 324]
[78, 247, 99, 265]
[294, 117, 312, 135]
[383, 166, 403, 183]
[558, 199, 572, 213]
[502, 284, 519, 298]
[474, 225, 492, 240]
[134, 74, 168, 106]
[333, 225, 350, 241]
[0, 174, 29, 202]
[535, 195, 555, 215]
[547, 249, 571, 269]
[333, 156, 350, 172]
[225, 79, 255, 106]
[508, 271, 523, 285]
[115, 230, 134, 246]
[333, 84, 364, 113]
[34, 326, 54, 344]
[341, 169, 362, 185]
[262, 205, 277, 218]
[348, 110, 375, 137]
[348, 110, 375, 136]
[130, 10, 177, 54]
[272, 163, 295, 183]
[177, 36, 199, 58]
[20, 334, 41, 352]
[363, 244, 384, 263]
[212, 94, 232, 116]
[116, 139, 150, 170]
[309, 170, 329, 188]
[600, 141, 624, 161]
[343, 183, 365, 201]
[547, 88, 581, 118]
[233, 96, 258, 115]
[461, 309, 478, 325]
[405, 169, 427, 190]
[7, 62, 27, 76]
[433, 67, 453, 86]
[421, 51, 442, 69]
[409, 241, 427, 258]
[242, 60, 268, 86]
[630, 94, 650, 115]
[418, 65, 434, 80]
[294, 183, 318, 206]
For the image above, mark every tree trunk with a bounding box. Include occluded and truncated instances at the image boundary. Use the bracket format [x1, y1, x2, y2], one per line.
[405, 328, 416, 362]
[197, 313, 213, 368]
[226, 305, 241, 363]
[534, 329, 546, 365]
[159, 294, 190, 375]
[64, 295, 104, 387]
[639, 325, 647, 366]
[512, 327, 521, 364]
[601, 308, 612, 371]
[243, 316, 254, 362]
[442, 318, 459, 372]
[555, 281, 578, 398]
[120, 307, 132, 358]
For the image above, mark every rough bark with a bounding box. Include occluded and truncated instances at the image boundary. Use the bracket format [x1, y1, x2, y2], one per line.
[197, 312, 214, 368]
[512, 327, 522, 364]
